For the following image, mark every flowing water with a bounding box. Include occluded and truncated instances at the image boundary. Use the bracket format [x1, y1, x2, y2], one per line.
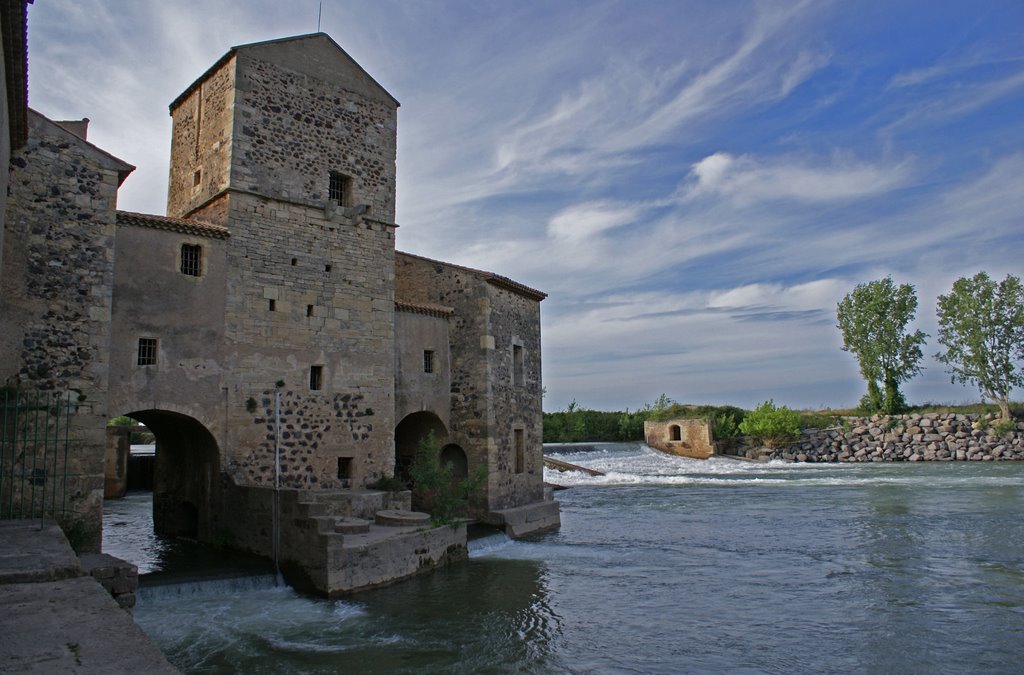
[118, 443, 1024, 673]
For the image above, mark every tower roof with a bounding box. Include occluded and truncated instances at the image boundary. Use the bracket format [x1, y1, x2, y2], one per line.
[169, 32, 399, 112]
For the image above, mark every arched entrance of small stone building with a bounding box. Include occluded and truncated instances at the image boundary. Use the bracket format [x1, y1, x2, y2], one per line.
[118, 409, 220, 540]
[394, 411, 447, 482]
[669, 424, 682, 441]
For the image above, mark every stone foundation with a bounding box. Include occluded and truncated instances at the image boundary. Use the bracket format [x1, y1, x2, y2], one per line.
[79, 552, 138, 612]
[488, 498, 561, 538]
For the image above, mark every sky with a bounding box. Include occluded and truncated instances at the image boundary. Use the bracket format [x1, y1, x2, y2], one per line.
[26, 0, 1024, 412]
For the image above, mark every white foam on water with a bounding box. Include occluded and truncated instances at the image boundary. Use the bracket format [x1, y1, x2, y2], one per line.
[544, 443, 1024, 489]
[469, 532, 515, 557]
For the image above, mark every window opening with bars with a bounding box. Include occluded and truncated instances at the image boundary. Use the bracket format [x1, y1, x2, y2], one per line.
[329, 172, 354, 206]
[180, 244, 202, 277]
[423, 350, 434, 374]
[137, 338, 157, 366]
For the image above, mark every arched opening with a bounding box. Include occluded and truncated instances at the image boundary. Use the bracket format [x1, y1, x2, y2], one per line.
[394, 411, 447, 482]
[669, 425, 682, 441]
[441, 443, 468, 479]
[105, 409, 220, 541]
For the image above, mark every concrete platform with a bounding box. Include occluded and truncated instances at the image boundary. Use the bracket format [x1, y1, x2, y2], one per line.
[0, 520, 177, 674]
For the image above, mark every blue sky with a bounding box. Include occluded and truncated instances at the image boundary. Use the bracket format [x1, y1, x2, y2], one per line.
[27, 1, 1024, 412]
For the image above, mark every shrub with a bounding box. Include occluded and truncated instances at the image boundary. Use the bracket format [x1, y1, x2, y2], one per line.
[711, 413, 739, 440]
[738, 400, 801, 448]
[409, 431, 487, 526]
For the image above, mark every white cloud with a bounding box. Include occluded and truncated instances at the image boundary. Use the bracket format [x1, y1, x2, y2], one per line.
[686, 152, 912, 204]
[547, 202, 641, 241]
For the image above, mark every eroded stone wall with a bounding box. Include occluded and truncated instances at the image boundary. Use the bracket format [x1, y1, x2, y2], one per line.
[0, 113, 127, 550]
[229, 49, 397, 221]
[645, 419, 715, 459]
[167, 56, 236, 218]
[487, 285, 545, 509]
[218, 192, 396, 489]
[394, 253, 546, 512]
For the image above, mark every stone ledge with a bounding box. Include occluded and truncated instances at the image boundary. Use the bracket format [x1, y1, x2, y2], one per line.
[0, 520, 82, 585]
[489, 500, 561, 538]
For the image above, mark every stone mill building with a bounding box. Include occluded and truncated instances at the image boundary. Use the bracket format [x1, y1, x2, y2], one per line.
[0, 20, 558, 593]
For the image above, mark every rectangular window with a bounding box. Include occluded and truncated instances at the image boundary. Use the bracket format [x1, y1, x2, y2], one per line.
[513, 345, 524, 386]
[137, 338, 157, 366]
[309, 365, 323, 391]
[268, 299, 276, 311]
[192, 169, 202, 187]
[180, 244, 202, 277]
[423, 350, 434, 374]
[337, 457, 352, 480]
[307, 304, 314, 317]
[514, 428, 525, 474]
[329, 171, 354, 206]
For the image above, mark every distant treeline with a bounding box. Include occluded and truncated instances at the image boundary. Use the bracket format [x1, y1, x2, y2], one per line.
[542, 395, 747, 443]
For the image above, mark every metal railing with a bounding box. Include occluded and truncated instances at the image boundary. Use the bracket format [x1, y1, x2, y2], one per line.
[0, 389, 72, 525]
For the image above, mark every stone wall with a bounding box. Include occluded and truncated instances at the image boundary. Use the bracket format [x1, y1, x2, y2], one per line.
[724, 413, 1024, 462]
[218, 192, 396, 490]
[167, 55, 236, 218]
[0, 111, 132, 551]
[79, 552, 138, 612]
[395, 307, 452, 426]
[645, 418, 715, 459]
[394, 253, 548, 513]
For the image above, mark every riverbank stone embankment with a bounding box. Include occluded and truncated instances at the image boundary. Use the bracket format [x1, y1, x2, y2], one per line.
[722, 412, 1024, 463]
[0, 519, 177, 673]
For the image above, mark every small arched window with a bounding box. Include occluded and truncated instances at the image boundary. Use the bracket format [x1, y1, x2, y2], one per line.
[669, 425, 682, 441]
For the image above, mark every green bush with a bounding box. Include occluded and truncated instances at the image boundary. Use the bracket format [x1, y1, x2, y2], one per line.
[738, 400, 802, 448]
[711, 413, 739, 440]
[409, 431, 487, 526]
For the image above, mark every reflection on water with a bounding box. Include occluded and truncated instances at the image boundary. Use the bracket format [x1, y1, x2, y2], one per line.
[130, 444, 1024, 673]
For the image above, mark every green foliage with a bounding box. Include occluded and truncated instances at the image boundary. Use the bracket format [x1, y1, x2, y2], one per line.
[992, 419, 1017, 436]
[837, 277, 927, 414]
[409, 431, 487, 526]
[738, 400, 801, 448]
[544, 395, 747, 443]
[107, 415, 139, 426]
[710, 413, 739, 440]
[935, 272, 1024, 422]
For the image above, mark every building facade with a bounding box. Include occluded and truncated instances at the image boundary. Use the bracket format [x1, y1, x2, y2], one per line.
[0, 30, 557, 563]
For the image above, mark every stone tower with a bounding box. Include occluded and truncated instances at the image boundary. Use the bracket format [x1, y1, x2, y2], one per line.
[163, 33, 400, 492]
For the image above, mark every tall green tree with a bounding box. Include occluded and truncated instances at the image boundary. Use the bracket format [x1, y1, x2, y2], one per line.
[935, 272, 1024, 422]
[836, 277, 927, 414]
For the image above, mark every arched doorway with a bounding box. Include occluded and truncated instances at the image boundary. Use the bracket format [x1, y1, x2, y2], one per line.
[441, 443, 468, 479]
[116, 409, 220, 540]
[394, 411, 447, 482]
[669, 425, 682, 441]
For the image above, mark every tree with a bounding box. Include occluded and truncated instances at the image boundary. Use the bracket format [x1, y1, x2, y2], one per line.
[935, 272, 1024, 422]
[836, 277, 927, 414]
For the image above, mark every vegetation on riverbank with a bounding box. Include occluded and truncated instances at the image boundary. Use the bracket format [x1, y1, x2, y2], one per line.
[543, 395, 1022, 443]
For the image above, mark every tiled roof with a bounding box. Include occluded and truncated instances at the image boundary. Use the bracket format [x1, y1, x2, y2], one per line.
[395, 300, 454, 318]
[396, 251, 547, 302]
[116, 211, 230, 240]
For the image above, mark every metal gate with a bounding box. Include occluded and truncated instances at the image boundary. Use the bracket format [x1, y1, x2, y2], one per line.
[0, 389, 72, 525]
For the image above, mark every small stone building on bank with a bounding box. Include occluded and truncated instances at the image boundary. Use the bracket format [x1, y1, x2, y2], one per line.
[0, 19, 558, 591]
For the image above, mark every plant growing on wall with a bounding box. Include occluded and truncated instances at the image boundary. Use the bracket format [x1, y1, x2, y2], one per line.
[409, 431, 487, 526]
[935, 272, 1024, 423]
[837, 277, 927, 414]
[738, 400, 801, 448]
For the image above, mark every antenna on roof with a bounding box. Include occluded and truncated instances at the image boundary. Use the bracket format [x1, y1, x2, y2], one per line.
[317, 2, 322, 32]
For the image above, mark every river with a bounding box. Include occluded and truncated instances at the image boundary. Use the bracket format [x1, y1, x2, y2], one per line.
[117, 443, 1024, 673]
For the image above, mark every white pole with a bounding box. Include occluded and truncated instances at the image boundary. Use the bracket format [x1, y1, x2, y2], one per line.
[273, 392, 281, 579]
